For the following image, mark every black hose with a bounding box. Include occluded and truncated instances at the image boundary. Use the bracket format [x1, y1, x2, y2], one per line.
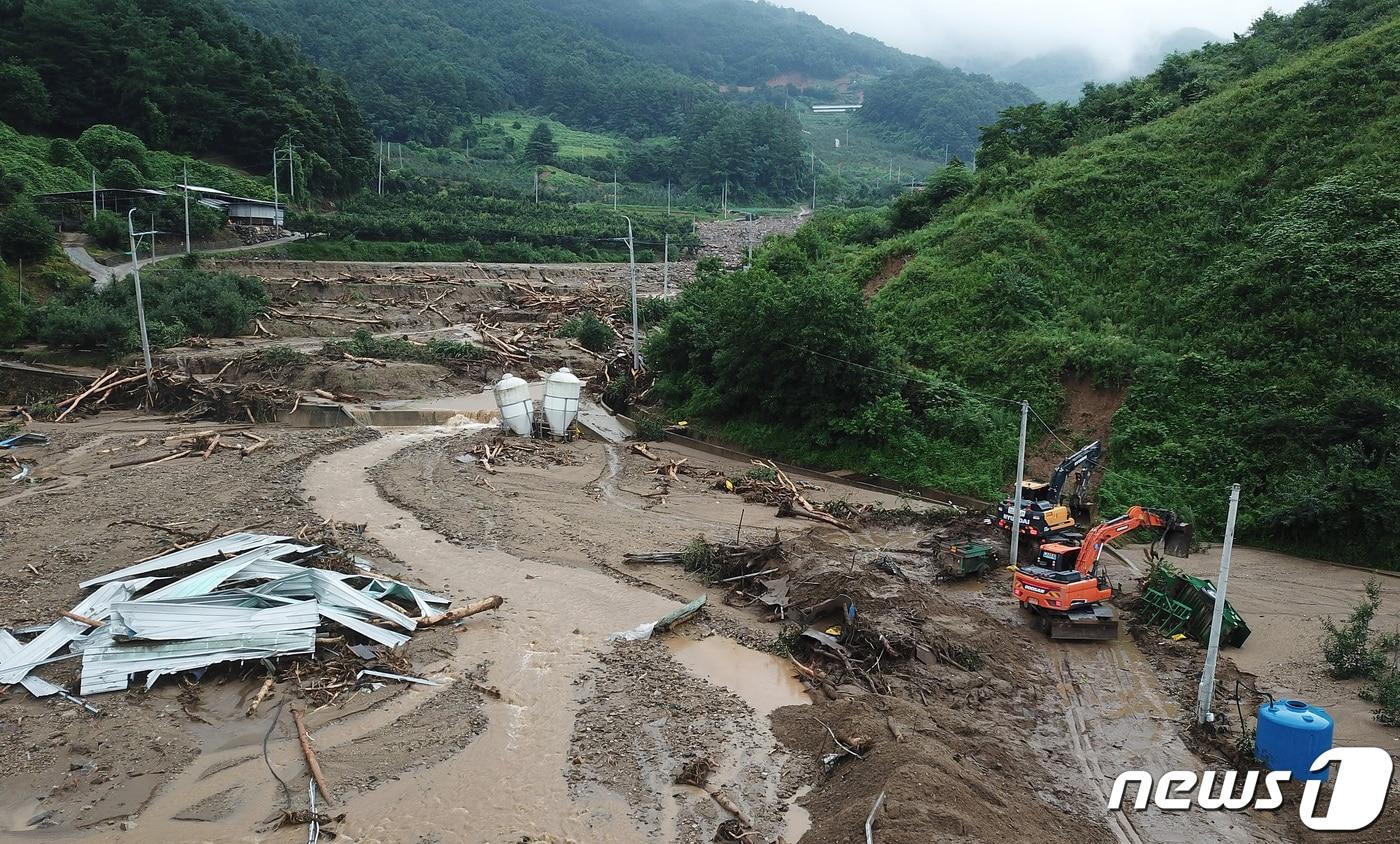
[262, 696, 294, 812]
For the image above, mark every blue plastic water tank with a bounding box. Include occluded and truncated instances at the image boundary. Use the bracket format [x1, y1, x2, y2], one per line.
[1256, 699, 1334, 781]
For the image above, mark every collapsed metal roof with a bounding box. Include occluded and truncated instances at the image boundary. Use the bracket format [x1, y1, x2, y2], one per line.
[2, 533, 460, 701]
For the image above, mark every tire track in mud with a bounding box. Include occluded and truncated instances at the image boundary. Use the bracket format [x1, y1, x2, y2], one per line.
[1047, 639, 1269, 843]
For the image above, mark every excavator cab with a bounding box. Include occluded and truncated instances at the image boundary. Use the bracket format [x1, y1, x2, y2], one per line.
[1162, 520, 1193, 558]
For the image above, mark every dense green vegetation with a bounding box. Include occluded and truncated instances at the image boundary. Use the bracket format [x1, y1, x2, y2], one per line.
[979, 0, 1400, 169]
[0, 0, 371, 192]
[649, 1, 1400, 565]
[32, 268, 268, 355]
[226, 0, 921, 143]
[857, 64, 1038, 161]
[288, 189, 698, 263]
[324, 329, 486, 364]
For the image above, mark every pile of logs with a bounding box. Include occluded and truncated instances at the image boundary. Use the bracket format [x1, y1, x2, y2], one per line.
[106, 429, 271, 469]
[45, 367, 294, 424]
[463, 436, 579, 473]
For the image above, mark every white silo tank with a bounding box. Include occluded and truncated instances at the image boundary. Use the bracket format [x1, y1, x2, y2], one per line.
[543, 367, 583, 438]
[493, 373, 534, 436]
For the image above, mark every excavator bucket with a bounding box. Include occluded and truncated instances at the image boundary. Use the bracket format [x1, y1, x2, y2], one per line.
[1162, 521, 1193, 558]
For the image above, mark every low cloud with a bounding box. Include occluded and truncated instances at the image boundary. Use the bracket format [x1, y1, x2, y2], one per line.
[777, 0, 1310, 76]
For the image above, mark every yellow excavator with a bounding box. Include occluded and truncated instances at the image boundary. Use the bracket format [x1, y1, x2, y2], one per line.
[996, 440, 1102, 542]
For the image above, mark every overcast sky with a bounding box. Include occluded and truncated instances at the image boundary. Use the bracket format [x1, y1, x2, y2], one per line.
[776, 0, 1311, 75]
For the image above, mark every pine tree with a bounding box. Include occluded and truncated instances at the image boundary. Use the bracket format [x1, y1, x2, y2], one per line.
[522, 122, 558, 166]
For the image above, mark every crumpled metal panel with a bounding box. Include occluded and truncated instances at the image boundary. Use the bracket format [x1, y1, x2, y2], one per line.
[0, 578, 153, 685]
[79, 628, 316, 695]
[79, 533, 290, 589]
[252, 569, 417, 631]
[0, 630, 63, 698]
[316, 605, 411, 648]
[136, 544, 311, 603]
[109, 600, 319, 641]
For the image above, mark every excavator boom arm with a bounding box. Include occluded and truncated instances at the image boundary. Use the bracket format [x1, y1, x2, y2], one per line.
[1072, 506, 1174, 575]
[1044, 441, 1102, 500]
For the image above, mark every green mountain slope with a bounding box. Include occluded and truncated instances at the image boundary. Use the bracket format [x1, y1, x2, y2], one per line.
[857, 64, 1039, 161]
[223, 0, 929, 142]
[0, 0, 370, 192]
[649, 1, 1400, 563]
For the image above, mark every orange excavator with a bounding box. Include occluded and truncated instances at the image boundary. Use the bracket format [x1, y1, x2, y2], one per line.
[1013, 505, 1192, 640]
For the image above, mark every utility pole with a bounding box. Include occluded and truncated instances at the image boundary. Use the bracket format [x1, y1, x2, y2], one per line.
[662, 233, 669, 295]
[1197, 484, 1242, 725]
[666, 180, 672, 217]
[377, 138, 384, 196]
[182, 164, 191, 255]
[617, 215, 641, 370]
[534, 169, 540, 205]
[91, 170, 98, 220]
[273, 148, 281, 233]
[126, 209, 157, 397]
[745, 212, 753, 268]
[1009, 400, 1029, 568]
[722, 178, 728, 218]
[810, 153, 817, 212]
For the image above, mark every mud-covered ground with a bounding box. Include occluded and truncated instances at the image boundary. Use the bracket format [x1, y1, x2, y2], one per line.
[3, 407, 1397, 842]
[0, 418, 482, 838]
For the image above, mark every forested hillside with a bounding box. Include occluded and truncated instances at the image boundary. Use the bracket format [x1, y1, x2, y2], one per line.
[857, 65, 1038, 161]
[648, 0, 1400, 564]
[224, 0, 925, 143]
[979, 0, 1400, 169]
[0, 0, 371, 192]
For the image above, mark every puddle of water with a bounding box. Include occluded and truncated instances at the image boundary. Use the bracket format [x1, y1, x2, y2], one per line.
[781, 784, 813, 843]
[666, 636, 811, 716]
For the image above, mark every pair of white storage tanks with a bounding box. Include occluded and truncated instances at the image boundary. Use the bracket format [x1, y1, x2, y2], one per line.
[492, 368, 582, 438]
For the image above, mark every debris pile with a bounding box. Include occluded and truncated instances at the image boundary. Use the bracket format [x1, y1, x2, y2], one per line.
[43, 367, 294, 423]
[458, 435, 581, 474]
[696, 214, 804, 268]
[0, 532, 502, 705]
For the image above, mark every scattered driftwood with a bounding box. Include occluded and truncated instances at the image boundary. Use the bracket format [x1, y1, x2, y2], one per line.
[291, 708, 334, 805]
[266, 307, 382, 326]
[109, 430, 274, 469]
[623, 539, 785, 584]
[44, 367, 294, 423]
[418, 595, 503, 626]
[246, 675, 276, 717]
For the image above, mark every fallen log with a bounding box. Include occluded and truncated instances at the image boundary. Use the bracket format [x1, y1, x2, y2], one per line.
[246, 675, 275, 717]
[290, 709, 334, 805]
[417, 595, 504, 626]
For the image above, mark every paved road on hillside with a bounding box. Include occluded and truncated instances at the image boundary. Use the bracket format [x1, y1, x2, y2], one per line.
[63, 233, 307, 290]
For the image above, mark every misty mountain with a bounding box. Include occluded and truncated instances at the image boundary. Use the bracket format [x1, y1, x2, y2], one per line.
[967, 27, 1221, 102]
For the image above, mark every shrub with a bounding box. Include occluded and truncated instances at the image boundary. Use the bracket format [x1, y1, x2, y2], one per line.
[0, 197, 55, 264]
[83, 210, 127, 250]
[33, 269, 267, 356]
[258, 345, 310, 369]
[102, 158, 144, 189]
[77, 124, 147, 171]
[1321, 579, 1389, 680]
[1362, 666, 1400, 727]
[323, 328, 485, 364]
[47, 138, 83, 167]
[558, 312, 613, 353]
